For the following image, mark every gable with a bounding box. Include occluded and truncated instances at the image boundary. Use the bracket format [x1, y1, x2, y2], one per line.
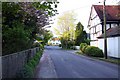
[94, 5, 120, 21]
[88, 6, 101, 28]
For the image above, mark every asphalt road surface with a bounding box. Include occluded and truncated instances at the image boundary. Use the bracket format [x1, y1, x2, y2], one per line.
[38, 46, 119, 78]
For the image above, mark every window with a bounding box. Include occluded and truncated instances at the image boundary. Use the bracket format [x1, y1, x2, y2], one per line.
[106, 24, 110, 30]
[111, 24, 117, 28]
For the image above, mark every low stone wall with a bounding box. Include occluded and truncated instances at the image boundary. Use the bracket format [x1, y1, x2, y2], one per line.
[2, 47, 40, 78]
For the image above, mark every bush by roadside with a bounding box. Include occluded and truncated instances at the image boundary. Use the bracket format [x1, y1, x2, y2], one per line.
[80, 43, 87, 52]
[79, 43, 104, 57]
[85, 46, 104, 57]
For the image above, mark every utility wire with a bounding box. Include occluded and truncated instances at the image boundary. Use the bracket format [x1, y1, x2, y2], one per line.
[59, 1, 102, 14]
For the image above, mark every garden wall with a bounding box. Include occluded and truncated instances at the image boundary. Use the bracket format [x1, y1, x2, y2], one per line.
[2, 47, 40, 78]
[98, 37, 120, 58]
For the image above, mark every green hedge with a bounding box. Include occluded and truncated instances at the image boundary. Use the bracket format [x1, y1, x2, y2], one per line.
[82, 45, 89, 53]
[80, 43, 88, 53]
[85, 46, 104, 57]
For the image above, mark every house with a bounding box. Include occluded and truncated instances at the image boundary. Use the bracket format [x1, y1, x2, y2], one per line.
[88, 5, 120, 58]
[48, 37, 61, 46]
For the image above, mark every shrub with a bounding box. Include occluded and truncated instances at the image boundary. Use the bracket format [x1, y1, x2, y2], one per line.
[24, 64, 34, 78]
[67, 40, 74, 49]
[85, 46, 104, 57]
[33, 54, 40, 62]
[83, 39, 90, 45]
[29, 59, 37, 68]
[40, 44, 44, 50]
[80, 43, 88, 52]
[33, 42, 40, 47]
[82, 45, 89, 53]
[16, 64, 33, 78]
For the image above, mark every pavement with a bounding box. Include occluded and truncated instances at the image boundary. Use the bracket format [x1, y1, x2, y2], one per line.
[35, 46, 119, 78]
[35, 50, 57, 78]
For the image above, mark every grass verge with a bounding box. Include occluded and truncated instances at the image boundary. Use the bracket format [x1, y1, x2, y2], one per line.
[76, 51, 120, 65]
[16, 49, 43, 78]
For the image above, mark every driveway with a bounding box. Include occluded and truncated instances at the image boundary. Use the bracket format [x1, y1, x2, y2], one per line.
[35, 46, 119, 78]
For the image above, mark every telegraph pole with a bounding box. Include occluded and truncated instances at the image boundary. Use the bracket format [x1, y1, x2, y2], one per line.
[103, 0, 107, 59]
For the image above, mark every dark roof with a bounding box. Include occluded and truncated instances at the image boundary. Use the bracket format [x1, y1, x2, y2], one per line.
[97, 26, 120, 38]
[93, 5, 120, 21]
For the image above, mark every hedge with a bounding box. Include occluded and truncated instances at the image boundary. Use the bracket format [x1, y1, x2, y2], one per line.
[85, 46, 104, 57]
[80, 43, 88, 53]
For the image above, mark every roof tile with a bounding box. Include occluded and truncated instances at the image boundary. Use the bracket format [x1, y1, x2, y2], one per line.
[93, 5, 120, 21]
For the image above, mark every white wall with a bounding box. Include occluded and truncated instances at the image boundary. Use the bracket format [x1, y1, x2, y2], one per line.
[89, 7, 102, 43]
[90, 40, 98, 47]
[49, 40, 61, 45]
[98, 39, 104, 51]
[118, 37, 120, 58]
[98, 37, 119, 58]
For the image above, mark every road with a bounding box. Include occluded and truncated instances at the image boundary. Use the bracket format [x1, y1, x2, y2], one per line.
[36, 46, 119, 78]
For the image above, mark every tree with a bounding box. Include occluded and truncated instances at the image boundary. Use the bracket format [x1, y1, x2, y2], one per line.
[43, 30, 53, 45]
[2, 1, 59, 55]
[54, 11, 76, 48]
[75, 22, 87, 46]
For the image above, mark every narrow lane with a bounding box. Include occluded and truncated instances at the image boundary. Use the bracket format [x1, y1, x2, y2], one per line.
[45, 46, 118, 78]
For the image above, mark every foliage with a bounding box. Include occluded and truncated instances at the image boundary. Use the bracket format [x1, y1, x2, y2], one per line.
[16, 50, 43, 78]
[80, 43, 87, 50]
[79, 43, 103, 57]
[85, 46, 104, 57]
[83, 39, 90, 45]
[39, 43, 44, 50]
[67, 40, 74, 49]
[55, 11, 76, 49]
[43, 30, 53, 45]
[80, 43, 88, 53]
[2, 2, 58, 55]
[60, 37, 67, 48]
[75, 22, 87, 46]
[60, 37, 75, 49]
[2, 22, 31, 55]
[32, 1, 59, 17]
[16, 64, 33, 78]
[54, 11, 76, 35]
[33, 42, 40, 47]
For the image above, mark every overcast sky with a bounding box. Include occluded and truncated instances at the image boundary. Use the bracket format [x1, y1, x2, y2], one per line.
[49, 0, 119, 36]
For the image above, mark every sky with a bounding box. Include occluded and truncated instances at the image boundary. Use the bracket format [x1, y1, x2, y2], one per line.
[48, 0, 119, 37]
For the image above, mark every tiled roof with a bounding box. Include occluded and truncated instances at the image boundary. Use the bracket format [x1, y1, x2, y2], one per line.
[52, 37, 60, 41]
[97, 26, 120, 38]
[93, 5, 120, 21]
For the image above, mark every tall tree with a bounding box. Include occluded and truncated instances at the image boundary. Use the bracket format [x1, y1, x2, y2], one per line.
[75, 22, 87, 46]
[54, 11, 76, 48]
[2, 1, 59, 55]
